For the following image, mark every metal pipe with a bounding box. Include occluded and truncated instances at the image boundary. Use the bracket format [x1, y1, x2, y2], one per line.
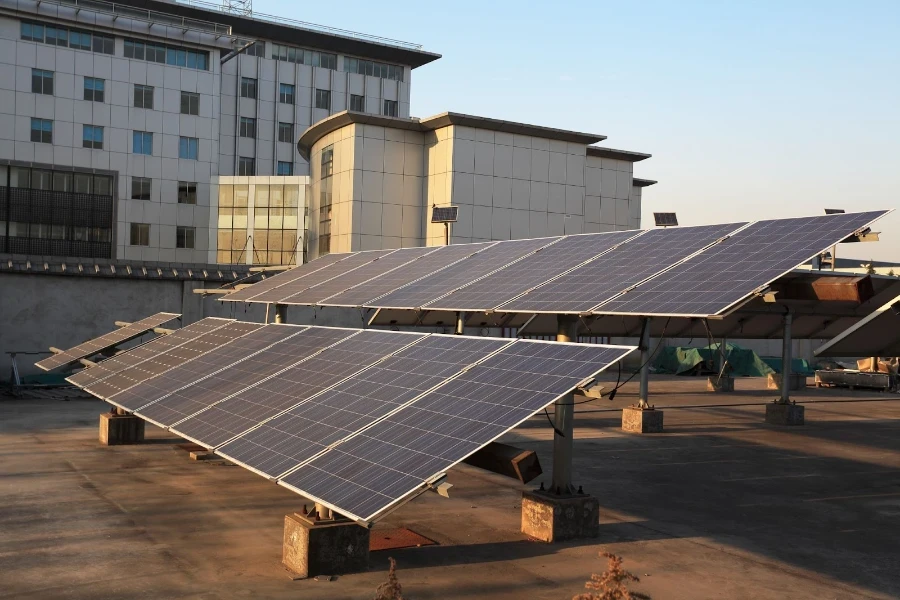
[638, 317, 651, 408]
[551, 315, 578, 495]
[780, 312, 792, 403]
[274, 304, 287, 324]
[455, 312, 466, 335]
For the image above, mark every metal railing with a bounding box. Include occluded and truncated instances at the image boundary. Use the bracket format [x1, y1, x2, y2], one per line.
[39, 0, 234, 37]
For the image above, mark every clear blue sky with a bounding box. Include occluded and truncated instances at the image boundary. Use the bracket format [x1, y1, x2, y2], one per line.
[259, 0, 899, 262]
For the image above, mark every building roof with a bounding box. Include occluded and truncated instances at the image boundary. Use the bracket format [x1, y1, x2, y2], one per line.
[633, 178, 657, 187]
[115, 0, 441, 67]
[586, 146, 652, 162]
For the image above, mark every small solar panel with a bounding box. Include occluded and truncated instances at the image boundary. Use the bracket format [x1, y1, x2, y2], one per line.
[431, 206, 459, 223]
[653, 212, 678, 227]
[824, 208, 845, 215]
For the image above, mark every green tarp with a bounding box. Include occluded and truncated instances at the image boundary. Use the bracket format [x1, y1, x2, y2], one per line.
[653, 343, 776, 377]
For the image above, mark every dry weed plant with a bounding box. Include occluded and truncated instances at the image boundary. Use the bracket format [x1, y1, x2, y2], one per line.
[373, 557, 404, 600]
[573, 552, 650, 600]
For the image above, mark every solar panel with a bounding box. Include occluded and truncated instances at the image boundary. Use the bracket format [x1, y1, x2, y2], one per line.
[248, 249, 398, 304]
[653, 212, 678, 226]
[279, 340, 633, 522]
[370, 237, 559, 309]
[169, 327, 362, 446]
[498, 223, 745, 313]
[66, 318, 233, 388]
[321, 242, 497, 308]
[279, 247, 439, 305]
[35, 312, 180, 371]
[425, 231, 638, 311]
[215, 330, 428, 474]
[218, 336, 512, 479]
[84, 321, 263, 408]
[824, 209, 845, 215]
[598, 211, 888, 317]
[431, 206, 459, 223]
[222, 252, 350, 303]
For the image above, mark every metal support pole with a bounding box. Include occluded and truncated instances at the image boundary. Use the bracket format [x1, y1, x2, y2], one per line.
[551, 315, 578, 495]
[455, 312, 466, 335]
[274, 304, 287, 324]
[780, 312, 792, 403]
[638, 317, 652, 409]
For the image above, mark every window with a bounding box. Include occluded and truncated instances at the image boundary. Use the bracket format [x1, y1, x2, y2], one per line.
[30, 118, 52, 143]
[45, 25, 67, 47]
[179, 137, 199, 160]
[278, 122, 293, 143]
[83, 77, 104, 102]
[279, 83, 295, 104]
[343, 57, 404, 82]
[82, 125, 103, 149]
[245, 41, 265, 57]
[133, 84, 154, 109]
[31, 69, 53, 95]
[315, 89, 330, 110]
[124, 38, 208, 70]
[270, 44, 336, 70]
[177, 181, 197, 204]
[92, 34, 114, 54]
[20, 22, 43, 42]
[176, 226, 195, 249]
[238, 157, 255, 176]
[69, 30, 91, 50]
[180, 91, 199, 115]
[277, 161, 293, 176]
[239, 117, 256, 139]
[21, 20, 114, 54]
[240, 77, 257, 99]
[129, 223, 150, 246]
[318, 144, 334, 256]
[131, 177, 152, 200]
[132, 131, 153, 155]
[349, 94, 365, 112]
[383, 99, 398, 117]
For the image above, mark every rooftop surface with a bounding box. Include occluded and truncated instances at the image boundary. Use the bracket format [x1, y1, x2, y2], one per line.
[2, 376, 898, 599]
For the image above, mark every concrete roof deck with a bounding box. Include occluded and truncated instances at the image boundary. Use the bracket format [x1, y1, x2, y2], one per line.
[2, 378, 899, 599]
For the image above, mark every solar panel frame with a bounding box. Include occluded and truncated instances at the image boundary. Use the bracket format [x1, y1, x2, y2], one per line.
[424, 230, 641, 312]
[431, 206, 459, 223]
[222, 252, 351, 303]
[653, 212, 678, 226]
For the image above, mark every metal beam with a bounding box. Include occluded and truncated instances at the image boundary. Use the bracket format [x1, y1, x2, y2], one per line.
[638, 317, 652, 409]
[551, 314, 578, 495]
[780, 312, 793, 403]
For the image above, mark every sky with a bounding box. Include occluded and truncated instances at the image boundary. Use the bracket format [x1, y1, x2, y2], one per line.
[258, 0, 899, 262]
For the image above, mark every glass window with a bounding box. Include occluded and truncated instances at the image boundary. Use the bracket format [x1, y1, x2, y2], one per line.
[93, 175, 111, 196]
[179, 137, 199, 160]
[277, 161, 293, 176]
[180, 91, 199, 115]
[239, 117, 256, 139]
[178, 181, 197, 204]
[30, 118, 52, 143]
[240, 77, 257, 99]
[32, 170, 51, 189]
[132, 131, 152, 155]
[31, 69, 53, 95]
[133, 84, 153, 109]
[83, 77, 104, 102]
[277, 122, 293, 143]
[176, 226, 195, 249]
[82, 125, 103, 149]
[131, 177, 151, 200]
[129, 223, 150, 246]
[69, 30, 91, 50]
[21, 22, 44, 42]
[74, 173, 91, 193]
[238, 157, 255, 176]
[383, 99, 398, 117]
[279, 83, 295, 104]
[350, 94, 365, 112]
[318, 53, 337, 70]
[315, 88, 330, 110]
[321, 145, 334, 178]
[52, 172, 73, 192]
[245, 41, 265, 57]
[123, 38, 206, 70]
[93, 34, 114, 54]
[45, 26, 67, 47]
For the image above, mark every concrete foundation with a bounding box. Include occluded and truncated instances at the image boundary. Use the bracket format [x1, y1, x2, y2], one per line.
[767, 373, 808, 391]
[521, 489, 599, 543]
[99, 412, 145, 445]
[765, 402, 805, 426]
[622, 406, 664, 433]
[707, 376, 735, 392]
[282, 512, 370, 579]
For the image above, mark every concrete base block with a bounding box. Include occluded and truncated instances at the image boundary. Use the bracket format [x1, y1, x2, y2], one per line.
[99, 412, 145, 445]
[707, 376, 735, 392]
[622, 407, 664, 433]
[767, 373, 807, 391]
[521, 489, 599, 543]
[765, 402, 805, 426]
[282, 512, 369, 579]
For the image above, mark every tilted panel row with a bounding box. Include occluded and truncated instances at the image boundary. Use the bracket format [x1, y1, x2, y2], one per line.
[222, 252, 349, 302]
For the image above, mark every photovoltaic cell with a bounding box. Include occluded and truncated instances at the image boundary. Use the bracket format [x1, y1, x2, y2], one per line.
[498, 223, 745, 313]
[223, 252, 350, 302]
[218, 336, 511, 479]
[66, 318, 233, 388]
[280, 340, 633, 522]
[598, 211, 888, 317]
[322, 243, 497, 307]
[216, 330, 427, 474]
[36, 312, 180, 371]
[170, 327, 361, 446]
[85, 321, 262, 408]
[370, 237, 558, 309]
[248, 250, 397, 304]
[426, 231, 637, 311]
[280, 247, 438, 305]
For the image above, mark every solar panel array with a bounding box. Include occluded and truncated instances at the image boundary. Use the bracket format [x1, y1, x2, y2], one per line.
[222, 210, 889, 318]
[68, 317, 633, 524]
[36, 312, 180, 371]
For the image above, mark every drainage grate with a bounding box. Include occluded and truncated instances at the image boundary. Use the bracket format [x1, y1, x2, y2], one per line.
[369, 528, 437, 551]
